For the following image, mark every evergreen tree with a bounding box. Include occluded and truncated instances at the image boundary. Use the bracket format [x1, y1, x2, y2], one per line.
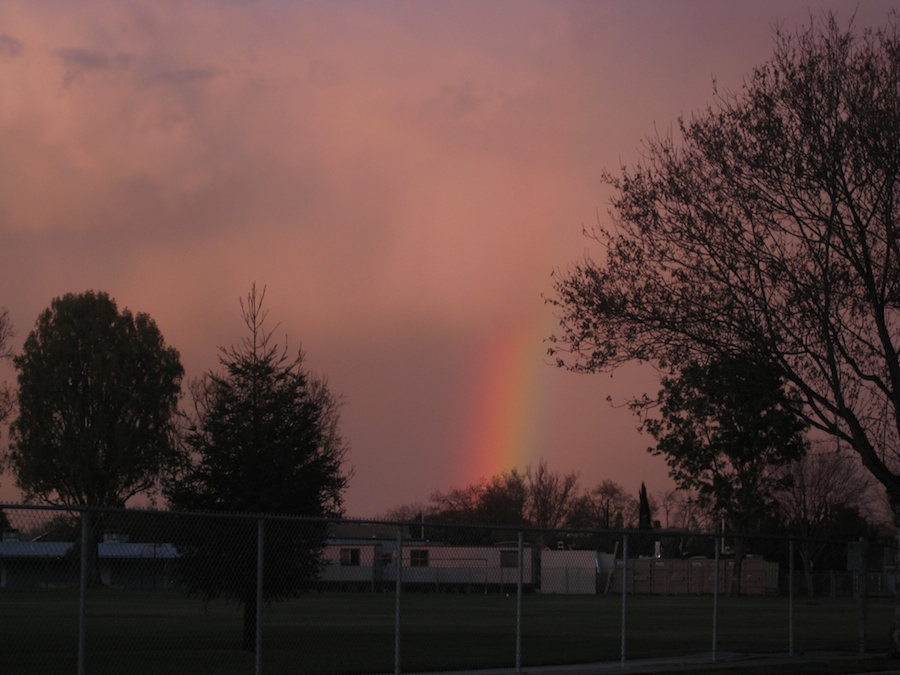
[638, 483, 652, 530]
[165, 285, 350, 652]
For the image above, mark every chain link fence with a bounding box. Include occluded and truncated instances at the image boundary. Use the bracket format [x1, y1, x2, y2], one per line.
[0, 504, 895, 674]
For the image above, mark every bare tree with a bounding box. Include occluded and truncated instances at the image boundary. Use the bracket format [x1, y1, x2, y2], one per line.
[420, 460, 581, 529]
[478, 468, 529, 525]
[428, 482, 484, 522]
[578, 480, 639, 530]
[525, 459, 580, 529]
[378, 502, 430, 523]
[667, 490, 715, 532]
[779, 443, 876, 595]
[657, 489, 680, 529]
[549, 14, 900, 561]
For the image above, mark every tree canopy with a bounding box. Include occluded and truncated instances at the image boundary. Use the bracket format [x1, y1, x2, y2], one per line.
[164, 285, 351, 652]
[0, 307, 13, 427]
[638, 483, 652, 530]
[644, 354, 808, 532]
[7, 291, 183, 508]
[549, 14, 900, 513]
[386, 459, 655, 537]
[425, 459, 580, 531]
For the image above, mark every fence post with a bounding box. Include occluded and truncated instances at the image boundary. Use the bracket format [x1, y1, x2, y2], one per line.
[395, 524, 403, 675]
[712, 528, 719, 662]
[256, 518, 264, 675]
[78, 509, 89, 675]
[858, 537, 868, 655]
[620, 533, 628, 667]
[516, 530, 523, 674]
[788, 539, 794, 657]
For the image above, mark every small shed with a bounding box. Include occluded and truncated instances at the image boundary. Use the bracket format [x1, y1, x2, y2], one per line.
[540, 550, 598, 594]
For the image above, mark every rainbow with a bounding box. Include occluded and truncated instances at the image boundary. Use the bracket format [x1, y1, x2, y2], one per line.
[460, 316, 552, 485]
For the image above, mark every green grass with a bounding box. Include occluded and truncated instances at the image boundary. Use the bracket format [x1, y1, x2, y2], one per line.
[0, 589, 894, 674]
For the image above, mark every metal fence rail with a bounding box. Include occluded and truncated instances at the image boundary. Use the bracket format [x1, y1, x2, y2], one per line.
[0, 504, 893, 674]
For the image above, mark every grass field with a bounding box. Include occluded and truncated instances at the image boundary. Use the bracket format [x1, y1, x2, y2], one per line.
[0, 589, 894, 674]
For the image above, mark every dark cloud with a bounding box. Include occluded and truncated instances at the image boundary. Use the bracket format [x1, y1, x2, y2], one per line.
[58, 47, 110, 70]
[142, 66, 222, 88]
[0, 34, 22, 58]
[57, 47, 132, 87]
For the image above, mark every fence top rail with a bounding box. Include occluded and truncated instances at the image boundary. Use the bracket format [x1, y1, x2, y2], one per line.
[0, 503, 883, 549]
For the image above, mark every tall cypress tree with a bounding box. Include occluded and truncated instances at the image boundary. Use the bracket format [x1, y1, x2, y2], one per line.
[638, 482, 652, 530]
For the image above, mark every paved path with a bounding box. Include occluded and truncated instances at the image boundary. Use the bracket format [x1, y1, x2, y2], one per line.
[409, 651, 900, 675]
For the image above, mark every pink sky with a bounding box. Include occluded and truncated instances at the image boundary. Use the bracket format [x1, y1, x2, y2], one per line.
[0, 1, 892, 517]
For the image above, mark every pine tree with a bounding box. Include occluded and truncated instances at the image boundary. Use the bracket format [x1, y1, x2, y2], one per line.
[165, 285, 350, 652]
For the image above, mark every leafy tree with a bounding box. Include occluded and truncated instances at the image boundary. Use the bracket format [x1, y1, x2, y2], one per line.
[6, 291, 183, 584]
[549, 13, 900, 511]
[0, 307, 13, 529]
[0, 307, 13, 427]
[644, 354, 807, 594]
[164, 285, 350, 653]
[549, 11, 900, 602]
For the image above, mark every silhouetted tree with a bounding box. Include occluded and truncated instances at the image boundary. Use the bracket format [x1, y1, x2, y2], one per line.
[165, 285, 350, 652]
[378, 502, 429, 524]
[549, 13, 900, 607]
[644, 354, 808, 594]
[582, 480, 639, 529]
[428, 483, 483, 523]
[477, 469, 529, 526]
[7, 291, 183, 585]
[30, 512, 80, 542]
[778, 444, 877, 595]
[526, 459, 580, 529]
[0, 306, 13, 528]
[550, 14, 900, 525]
[638, 483, 652, 530]
[0, 307, 13, 427]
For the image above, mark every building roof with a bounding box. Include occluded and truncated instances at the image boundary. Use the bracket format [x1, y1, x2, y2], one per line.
[0, 541, 178, 559]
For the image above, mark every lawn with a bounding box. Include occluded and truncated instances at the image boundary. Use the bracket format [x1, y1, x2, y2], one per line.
[0, 589, 893, 674]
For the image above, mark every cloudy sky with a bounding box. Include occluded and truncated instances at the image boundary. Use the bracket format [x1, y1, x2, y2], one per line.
[0, 1, 893, 517]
